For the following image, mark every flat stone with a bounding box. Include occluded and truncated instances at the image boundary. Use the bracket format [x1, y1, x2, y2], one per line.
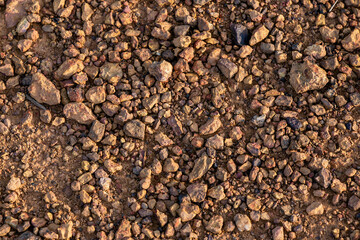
[88, 120, 105, 142]
[63, 102, 96, 125]
[189, 155, 215, 182]
[289, 61, 329, 93]
[124, 120, 145, 140]
[28, 73, 60, 105]
[249, 25, 269, 46]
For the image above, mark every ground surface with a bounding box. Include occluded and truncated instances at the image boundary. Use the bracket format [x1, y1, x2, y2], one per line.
[0, 0, 360, 239]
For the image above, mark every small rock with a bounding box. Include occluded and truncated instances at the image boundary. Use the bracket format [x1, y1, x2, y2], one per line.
[0, 64, 14, 77]
[289, 61, 328, 93]
[0, 122, 9, 135]
[163, 158, 179, 173]
[115, 219, 132, 239]
[124, 120, 146, 140]
[7, 176, 21, 191]
[320, 26, 339, 43]
[187, 183, 208, 202]
[81, 3, 93, 21]
[28, 73, 60, 105]
[304, 44, 326, 59]
[63, 102, 96, 125]
[54, 59, 84, 80]
[199, 116, 222, 135]
[86, 86, 106, 104]
[306, 202, 324, 215]
[178, 203, 200, 222]
[272, 226, 284, 240]
[189, 155, 215, 182]
[205, 215, 223, 234]
[217, 58, 238, 78]
[286, 117, 302, 130]
[207, 185, 226, 201]
[88, 120, 105, 142]
[149, 60, 173, 82]
[17, 39, 32, 52]
[342, 29, 360, 52]
[155, 132, 174, 147]
[0, 224, 11, 237]
[348, 195, 360, 210]
[234, 214, 252, 232]
[249, 25, 269, 46]
[231, 24, 249, 46]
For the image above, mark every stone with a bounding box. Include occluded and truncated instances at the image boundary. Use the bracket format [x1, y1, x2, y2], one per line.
[249, 25, 269, 46]
[0, 224, 11, 237]
[187, 183, 207, 202]
[207, 185, 226, 200]
[0, 64, 14, 77]
[86, 86, 106, 104]
[100, 62, 123, 82]
[272, 226, 284, 240]
[149, 60, 173, 82]
[7, 177, 21, 191]
[316, 168, 332, 188]
[306, 202, 324, 215]
[155, 132, 174, 147]
[199, 116, 222, 135]
[289, 61, 329, 93]
[205, 134, 224, 150]
[342, 29, 360, 52]
[231, 24, 249, 46]
[88, 120, 105, 142]
[348, 195, 360, 210]
[17, 39, 32, 52]
[205, 215, 223, 234]
[63, 102, 96, 125]
[16, 17, 30, 35]
[124, 120, 145, 140]
[163, 158, 179, 173]
[247, 195, 261, 211]
[178, 203, 200, 222]
[28, 73, 60, 105]
[189, 155, 215, 182]
[286, 117, 302, 130]
[331, 179, 347, 194]
[320, 26, 339, 43]
[54, 59, 84, 80]
[5, 0, 31, 28]
[115, 219, 132, 239]
[246, 142, 261, 156]
[173, 36, 192, 48]
[0, 122, 9, 135]
[193, 0, 210, 5]
[81, 3, 93, 21]
[217, 58, 238, 78]
[234, 214, 252, 232]
[304, 44, 326, 59]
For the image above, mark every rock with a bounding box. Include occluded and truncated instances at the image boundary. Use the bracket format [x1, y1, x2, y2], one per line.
[217, 58, 238, 78]
[272, 226, 284, 240]
[289, 61, 329, 93]
[115, 219, 132, 239]
[16, 17, 30, 35]
[17, 39, 32, 52]
[304, 44, 326, 59]
[320, 26, 339, 43]
[28, 73, 61, 105]
[234, 214, 252, 232]
[246, 142, 261, 156]
[315, 168, 332, 188]
[205, 134, 224, 150]
[306, 202, 324, 215]
[350, 92, 360, 106]
[198, 17, 213, 31]
[58, 222, 73, 240]
[63, 102, 96, 125]
[342, 29, 360, 51]
[187, 183, 208, 202]
[348, 195, 360, 210]
[178, 203, 200, 222]
[86, 86, 106, 104]
[149, 60, 173, 82]
[81, 3, 93, 21]
[7, 177, 21, 191]
[189, 155, 215, 182]
[88, 120, 105, 142]
[5, 0, 31, 28]
[100, 62, 123, 82]
[54, 59, 84, 80]
[155, 132, 174, 147]
[193, 0, 210, 5]
[237, 45, 253, 58]
[167, 116, 183, 135]
[310, 104, 326, 115]
[205, 215, 223, 234]
[163, 158, 179, 172]
[0, 224, 11, 237]
[249, 25, 269, 46]
[247, 195, 261, 211]
[173, 36, 192, 48]
[124, 120, 146, 140]
[207, 185, 226, 201]
[0, 122, 9, 135]
[0, 64, 14, 77]
[199, 116, 222, 135]
[331, 179, 347, 194]
[231, 24, 249, 46]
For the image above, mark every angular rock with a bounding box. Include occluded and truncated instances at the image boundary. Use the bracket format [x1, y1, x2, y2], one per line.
[289, 61, 329, 93]
[199, 116, 222, 135]
[100, 62, 123, 81]
[5, 0, 31, 28]
[149, 60, 173, 82]
[348, 195, 360, 211]
[187, 183, 208, 203]
[86, 86, 106, 104]
[28, 73, 60, 105]
[217, 58, 238, 79]
[124, 120, 145, 140]
[231, 24, 249, 46]
[0, 64, 14, 77]
[7, 176, 21, 191]
[88, 120, 105, 142]
[342, 29, 360, 52]
[249, 25, 269, 46]
[272, 226, 284, 240]
[306, 202, 324, 215]
[178, 203, 200, 222]
[320, 26, 339, 43]
[155, 132, 174, 147]
[316, 168, 332, 188]
[205, 215, 223, 234]
[63, 102, 96, 125]
[234, 214, 252, 232]
[115, 219, 132, 239]
[54, 59, 84, 80]
[189, 155, 215, 182]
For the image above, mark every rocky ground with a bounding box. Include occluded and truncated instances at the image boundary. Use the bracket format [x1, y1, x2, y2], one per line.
[0, 0, 360, 239]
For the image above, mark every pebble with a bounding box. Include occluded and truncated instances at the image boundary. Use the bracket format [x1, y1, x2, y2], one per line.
[234, 214, 252, 232]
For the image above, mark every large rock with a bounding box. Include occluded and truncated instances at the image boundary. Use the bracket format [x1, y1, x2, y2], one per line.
[189, 155, 215, 182]
[234, 214, 252, 232]
[123, 120, 145, 140]
[342, 29, 360, 52]
[149, 60, 173, 82]
[28, 73, 61, 105]
[63, 103, 96, 125]
[289, 61, 329, 93]
[54, 59, 84, 80]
